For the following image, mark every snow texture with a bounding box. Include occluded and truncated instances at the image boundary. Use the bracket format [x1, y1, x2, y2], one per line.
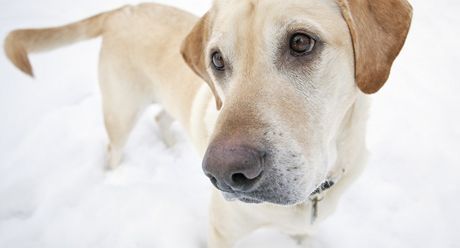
[0, 0, 459, 247]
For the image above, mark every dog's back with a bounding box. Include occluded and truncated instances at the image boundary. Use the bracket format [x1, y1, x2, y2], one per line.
[4, 4, 196, 78]
[4, 3, 210, 168]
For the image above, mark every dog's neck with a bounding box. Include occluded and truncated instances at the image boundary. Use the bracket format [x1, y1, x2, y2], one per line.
[308, 93, 370, 223]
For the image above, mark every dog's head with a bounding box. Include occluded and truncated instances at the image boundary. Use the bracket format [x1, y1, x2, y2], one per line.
[181, 0, 412, 205]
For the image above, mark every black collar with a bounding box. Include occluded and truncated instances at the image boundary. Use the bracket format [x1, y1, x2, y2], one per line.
[309, 179, 336, 224]
[310, 180, 335, 197]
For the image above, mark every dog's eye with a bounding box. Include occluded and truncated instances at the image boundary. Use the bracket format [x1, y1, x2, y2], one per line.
[211, 51, 225, 71]
[289, 33, 315, 56]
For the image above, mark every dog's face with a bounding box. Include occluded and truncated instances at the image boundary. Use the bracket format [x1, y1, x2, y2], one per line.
[182, 0, 412, 205]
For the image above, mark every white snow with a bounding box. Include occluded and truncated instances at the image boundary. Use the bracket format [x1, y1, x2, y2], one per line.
[0, 0, 459, 247]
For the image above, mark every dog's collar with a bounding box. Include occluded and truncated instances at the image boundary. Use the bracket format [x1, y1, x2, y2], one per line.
[308, 179, 336, 224]
[310, 180, 335, 197]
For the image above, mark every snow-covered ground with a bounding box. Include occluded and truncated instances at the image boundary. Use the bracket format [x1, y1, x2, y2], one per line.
[1, 0, 459, 247]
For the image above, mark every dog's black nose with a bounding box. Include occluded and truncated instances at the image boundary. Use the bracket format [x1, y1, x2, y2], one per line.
[202, 143, 265, 192]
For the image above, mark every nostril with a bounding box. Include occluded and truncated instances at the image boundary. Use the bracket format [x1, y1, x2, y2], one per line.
[230, 170, 263, 191]
[231, 173, 249, 186]
[205, 172, 217, 185]
[207, 174, 235, 193]
[210, 176, 217, 185]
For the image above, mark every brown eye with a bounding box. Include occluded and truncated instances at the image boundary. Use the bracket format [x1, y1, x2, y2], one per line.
[211, 51, 225, 71]
[289, 33, 315, 56]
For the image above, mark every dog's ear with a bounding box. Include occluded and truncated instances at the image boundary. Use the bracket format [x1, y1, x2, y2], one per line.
[181, 13, 222, 110]
[337, 0, 413, 93]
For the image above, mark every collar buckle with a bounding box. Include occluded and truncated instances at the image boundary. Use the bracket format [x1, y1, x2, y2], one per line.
[309, 180, 335, 224]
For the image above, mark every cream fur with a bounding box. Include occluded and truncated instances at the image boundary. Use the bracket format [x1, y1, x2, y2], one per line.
[3, 0, 409, 246]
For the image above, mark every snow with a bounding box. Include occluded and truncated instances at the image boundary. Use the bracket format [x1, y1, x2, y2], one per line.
[0, 0, 459, 247]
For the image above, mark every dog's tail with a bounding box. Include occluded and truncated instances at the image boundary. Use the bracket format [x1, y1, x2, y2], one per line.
[4, 8, 121, 77]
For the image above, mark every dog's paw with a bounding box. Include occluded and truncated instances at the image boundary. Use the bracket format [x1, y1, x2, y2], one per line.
[106, 145, 122, 170]
[154, 110, 177, 148]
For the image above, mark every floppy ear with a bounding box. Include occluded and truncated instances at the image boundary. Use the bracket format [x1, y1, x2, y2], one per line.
[181, 13, 223, 110]
[337, 0, 413, 93]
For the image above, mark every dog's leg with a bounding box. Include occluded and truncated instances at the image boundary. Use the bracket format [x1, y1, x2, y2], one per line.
[103, 97, 147, 169]
[155, 109, 176, 147]
[98, 39, 155, 169]
[290, 234, 309, 246]
[99, 66, 150, 169]
[102, 96, 147, 169]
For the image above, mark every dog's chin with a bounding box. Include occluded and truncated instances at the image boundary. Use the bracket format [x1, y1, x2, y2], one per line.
[222, 192, 263, 204]
[222, 192, 305, 205]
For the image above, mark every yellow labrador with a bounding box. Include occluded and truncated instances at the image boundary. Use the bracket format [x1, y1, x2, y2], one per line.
[4, 0, 412, 246]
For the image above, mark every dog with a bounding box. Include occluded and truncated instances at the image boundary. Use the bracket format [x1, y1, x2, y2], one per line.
[4, 0, 412, 246]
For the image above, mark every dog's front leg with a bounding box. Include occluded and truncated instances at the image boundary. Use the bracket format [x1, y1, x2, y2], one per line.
[155, 109, 177, 147]
[207, 189, 262, 248]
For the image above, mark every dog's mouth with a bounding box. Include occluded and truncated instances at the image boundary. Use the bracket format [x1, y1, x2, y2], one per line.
[220, 184, 299, 205]
[222, 192, 263, 204]
[220, 178, 336, 205]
